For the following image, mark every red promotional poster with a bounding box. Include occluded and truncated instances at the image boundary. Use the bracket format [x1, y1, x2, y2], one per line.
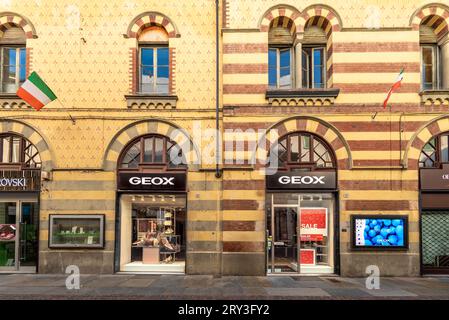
[300, 208, 328, 238]
[300, 249, 316, 265]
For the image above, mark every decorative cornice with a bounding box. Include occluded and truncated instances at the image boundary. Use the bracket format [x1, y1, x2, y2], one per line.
[0, 93, 32, 109]
[124, 94, 178, 109]
[419, 90, 449, 106]
[266, 88, 340, 107]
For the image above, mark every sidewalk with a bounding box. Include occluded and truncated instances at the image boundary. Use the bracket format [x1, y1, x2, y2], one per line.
[0, 274, 448, 300]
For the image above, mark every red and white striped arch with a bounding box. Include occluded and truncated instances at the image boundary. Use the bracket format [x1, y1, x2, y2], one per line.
[126, 12, 179, 39]
[0, 12, 36, 39]
[410, 4, 449, 40]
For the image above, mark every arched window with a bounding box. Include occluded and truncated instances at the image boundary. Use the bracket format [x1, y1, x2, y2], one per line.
[0, 26, 26, 93]
[268, 132, 335, 171]
[302, 24, 327, 89]
[419, 15, 448, 90]
[419, 132, 449, 168]
[268, 17, 295, 89]
[119, 134, 186, 171]
[0, 134, 41, 169]
[138, 26, 169, 94]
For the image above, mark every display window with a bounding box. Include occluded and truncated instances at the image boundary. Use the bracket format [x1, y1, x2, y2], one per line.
[119, 194, 186, 273]
[266, 193, 335, 274]
[49, 215, 105, 248]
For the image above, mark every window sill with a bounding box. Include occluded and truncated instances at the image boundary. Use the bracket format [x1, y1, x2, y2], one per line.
[419, 90, 449, 106]
[0, 93, 31, 109]
[266, 88, 340, 107]
[125, 94, 178, 109]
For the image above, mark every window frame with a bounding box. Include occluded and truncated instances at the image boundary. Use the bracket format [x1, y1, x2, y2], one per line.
[302, 45, 327, 89]
[138, 44, 170, 94]
[420, 44, 441, 91]
[118, 134, 186, 173]
[419, 133, 449, 168]
[268, 46, 294, 89]
[0, 134, 41, 170]
[269, 132, 336, 172]
[0, 45, 26, 94]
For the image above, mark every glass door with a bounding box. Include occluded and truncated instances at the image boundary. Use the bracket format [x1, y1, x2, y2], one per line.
[0, 202, 18, 271]
[0, 200, 38, 272]
[19, 202, 38, 269]
[267, 193, 335, 274]
[268, 205, 299, 273]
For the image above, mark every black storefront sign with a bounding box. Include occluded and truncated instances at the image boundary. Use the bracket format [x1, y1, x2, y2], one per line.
[0, 170, 41, 192]
[420, 164, 449, 191]
[118, 173, 186, 191]
[266, 171, 336, 190]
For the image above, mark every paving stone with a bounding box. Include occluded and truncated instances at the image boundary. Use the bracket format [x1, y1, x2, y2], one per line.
[362, 288, 418, 297]
[324, 288, 374, 298]
[119, 278, 157, 287]
[82, 276, 133, 288]
[266, 287, 330, 297]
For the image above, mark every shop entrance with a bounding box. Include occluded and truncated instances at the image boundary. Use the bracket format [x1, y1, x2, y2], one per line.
[115, 134, 188, 274]
[0, 196, 38, 272]
[267, 193, 335, 274]
[119, 193, 186, 273]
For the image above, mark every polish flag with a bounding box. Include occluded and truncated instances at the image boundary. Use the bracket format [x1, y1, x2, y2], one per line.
[383, 69, 404, 109]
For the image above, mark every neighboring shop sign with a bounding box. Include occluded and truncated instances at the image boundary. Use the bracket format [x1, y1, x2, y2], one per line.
[420, 164, 449, 190]
[0, 170, 41, 192]
[118, 173, 186, 191]
[266, 172, 336, 190]
[300, 208, 327, 242]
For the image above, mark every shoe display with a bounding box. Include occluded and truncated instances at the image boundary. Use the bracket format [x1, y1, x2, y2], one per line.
[162, 255, 173, 263]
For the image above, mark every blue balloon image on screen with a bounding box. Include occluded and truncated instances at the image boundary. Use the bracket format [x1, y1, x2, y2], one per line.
[356, 218, 405, 247]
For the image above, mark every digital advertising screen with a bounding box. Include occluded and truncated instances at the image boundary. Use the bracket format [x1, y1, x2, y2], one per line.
[352, 216, 408, 249]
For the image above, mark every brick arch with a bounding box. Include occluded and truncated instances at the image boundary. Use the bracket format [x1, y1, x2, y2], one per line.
[126, 11, 180, 39]
[410, 3, 449, 39]
[252, 116, 352, 170]
[259, 4, 302, 33]
[103, 119, 200, 171]
[298, 4, 342, 34]
[0, 120, 54, 171]
[0, 12, 37, 39]
[404, 115, 449, 169]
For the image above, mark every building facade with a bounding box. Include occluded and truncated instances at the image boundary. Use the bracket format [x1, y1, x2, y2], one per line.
[0, 0, 448, 277]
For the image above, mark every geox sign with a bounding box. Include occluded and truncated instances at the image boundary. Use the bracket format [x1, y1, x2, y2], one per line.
[118, 173, 186, 191]
[0, 170, 41, 192]
[266, 172, 336, 190]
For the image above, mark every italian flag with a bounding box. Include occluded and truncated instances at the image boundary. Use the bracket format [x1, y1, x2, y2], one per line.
[383, 69, 404, 108]
[16, 72, 57, 111]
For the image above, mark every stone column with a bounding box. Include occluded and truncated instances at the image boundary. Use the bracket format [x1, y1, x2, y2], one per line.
[295, 33, 304, 88]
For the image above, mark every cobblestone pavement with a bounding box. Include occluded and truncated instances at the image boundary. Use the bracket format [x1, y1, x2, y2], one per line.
[0, 274, 448, 300]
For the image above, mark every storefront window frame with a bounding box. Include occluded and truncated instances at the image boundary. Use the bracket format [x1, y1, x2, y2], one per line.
[118, 134, 187, 172]
[419, 132, 449, 168]
[0, 134, 42, 170]
[268, 131, 336, 172]
[48, 214, 105, 249]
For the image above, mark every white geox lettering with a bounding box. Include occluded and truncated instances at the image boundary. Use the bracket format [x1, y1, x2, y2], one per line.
[128, 177, 175, 186]
[278, 176, 325, 185]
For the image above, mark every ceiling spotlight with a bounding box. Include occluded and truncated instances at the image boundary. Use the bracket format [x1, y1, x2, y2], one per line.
[140, 196, 145, 202]
[151, 195, 156, 202]
[131, 196, 136, 202]
[171, 195, 176, 202]
[160, 195, 165, 202]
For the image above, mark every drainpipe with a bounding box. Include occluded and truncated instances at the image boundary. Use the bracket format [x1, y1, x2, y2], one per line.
[215, 0, 222, 179]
